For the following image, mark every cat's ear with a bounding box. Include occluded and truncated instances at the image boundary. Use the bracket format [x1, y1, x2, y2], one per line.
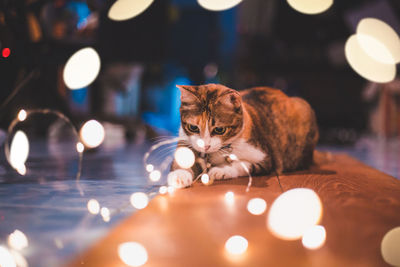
[220, 90, 242, 111]
[177, 85, 198, 102]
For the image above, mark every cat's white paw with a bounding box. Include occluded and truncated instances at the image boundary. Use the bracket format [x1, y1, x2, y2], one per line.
[208, 166, 239, 180]
[168, 169, 193, 188]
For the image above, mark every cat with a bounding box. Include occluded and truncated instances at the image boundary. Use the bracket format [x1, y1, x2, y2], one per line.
[168, 83, 319, 188]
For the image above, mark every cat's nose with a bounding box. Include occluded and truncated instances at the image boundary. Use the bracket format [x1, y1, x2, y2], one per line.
[204, 145, 211, 151]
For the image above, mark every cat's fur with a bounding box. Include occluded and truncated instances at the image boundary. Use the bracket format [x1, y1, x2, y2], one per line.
[168, 83, 318, 188]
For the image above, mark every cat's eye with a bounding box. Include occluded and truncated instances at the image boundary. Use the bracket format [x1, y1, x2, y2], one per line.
[212, 127, 226, 135]
[187, 124, 199, 133]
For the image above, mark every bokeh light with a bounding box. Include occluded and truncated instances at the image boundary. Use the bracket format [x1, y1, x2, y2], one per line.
[76, 142, 84, 153]
[87, 199, 100, 214]
[345, 34, 396, 83]
[287, 0, 333, 15]
[0, 246, 16, 267]
[229, 154, 238, 161]
[63, 47, 101, 89]
[8, 130, 29, 174]
[196, 139, 205, 148]
[302, 225, 326, 250]
[198, 0, 243, 11]
[381, 226, 400, 266]
[267, 188, 322, 240]
[8, 230, 29, 251]
[225, 235, 248, 255]
[2, 47, 10, 58]
[130, 192, 149, 209]
[225, 191, 235, 205]
[10, 250, 28, 267]
[246, 198, 267, 215]
[159, 186, 168, 194]
[17, 109, 27, 122]
[357, 18, 400, 64]
[149, 170, 161, 182]
[146, 164, 154, 172]
[174, 147, 195, 169]
[108, 0, 154, 21]
[118, 242, 148, 267]
[201, 173, 210, 184]
[80, 120, 105, 149]
[167, 186, 175, 194]
[100, 207, 111, 222]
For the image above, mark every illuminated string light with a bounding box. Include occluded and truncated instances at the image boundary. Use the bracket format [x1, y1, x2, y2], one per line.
[167, 186, 175, 194]
[130, 192, 149, 209]
[159, 186, 168, 194]
[2, 47, 10, 58]
[9, 250, 28, 267]
[246, 198, 267, 215]
[198, 0, 243, 11]
[381, 227, 400, 266]
[17, 109, 27, 121]
[87, 199, 100, 214]
[174, 147, 195, 169]
[267, 188, 322, 240]
[80, 120, 105, 148]
[101, 207, 111, 222]
[225, 235, 248, 255]
[302, 225, 326, 250]
[8, 230, 28, 250]
[118, 242, 148, 267]
[225, 191, 234, 205]
[287, 0, 333, 15]
[149, 170, 161, 182]
[0, 246, 16, 267]
[9, 131, 29, 175]
[196, 139, 205, 148]
[76, 142, 84, 153]
[63, 47, 101, 89]
[229, 154, 238, 161]
[108, 0, 154, 21]
[146, 164, 154, 172]
[201, 173, 210, 184]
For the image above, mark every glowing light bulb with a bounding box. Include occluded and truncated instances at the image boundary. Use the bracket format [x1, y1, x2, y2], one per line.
[225, 191, 234, 205]
[381, 227, 400, 266]
[201, 173, 210, 184]
[9, 131, 29, 174]
[267, 188, 322, 240]
[196, 139, 205, 148]
[80, 120, 105, 148]
[130, 192, 149, 209]
[101, 207, 110, 222]
[87, 199, 100, 214]
[159, 186, 168, 194]
[198, 0, 243, 11]
[357, 18, 400, 64]
[17, 109, 27, 121]
[287, 0, 333, 15]
[345, 34, 396, 83]
[63, 47, 101, 89]
[146, 164, 154, 172]
[225, 235, 248, 255]
[0, 246, 16, 267]
[108, 0, 154, 21]
[118, 242, 148, 267]
[174, 147, 195, 169]
[247, 198, 267, 215]
[76, 142, 84, 153]
[10, 250, 27, 267]
[302, 225, 326, 250]
[2, 47, 11, 58]
[8, 230, 28, 250]
[167, 186, 175, 194]
[229, 154, 238, 161]
[149, 170, 161, 182]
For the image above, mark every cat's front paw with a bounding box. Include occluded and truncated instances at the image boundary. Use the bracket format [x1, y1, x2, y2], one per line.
[208, 166, 238, 180]
[168, 169, 193, 188]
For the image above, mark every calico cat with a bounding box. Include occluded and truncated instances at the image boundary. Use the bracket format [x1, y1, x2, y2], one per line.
[168, 83, 319, 188]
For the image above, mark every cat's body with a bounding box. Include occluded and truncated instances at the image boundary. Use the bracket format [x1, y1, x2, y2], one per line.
[168, 84, 318, 188]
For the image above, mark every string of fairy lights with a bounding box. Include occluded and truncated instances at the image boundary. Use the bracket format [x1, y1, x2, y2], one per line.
[1, 0, 400, 267]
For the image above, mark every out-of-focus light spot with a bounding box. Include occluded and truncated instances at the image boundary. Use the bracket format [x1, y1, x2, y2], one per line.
[225, 235, 248, 255]
[198, 0, 243, 11]
[196, 139, 205, 148]
[87, 199, 100, 214]
[8, 230, 28, 250]
[225, 191, 234, 205]
[229, 154, 238, 161]
[10, 250, 28, 267]
[101, 207, 110, 222]
[9, 131, 29, 173]
[76, 142, 84, 153]
[80, 120, 105, 148]
[345, 34, 396, 83]
[63, 47, 101, 89]
[356, 34, 395, 65]
[0, 246, 16, 267]
[287, 0, 333, 15]
[357, 18, 400, 64]
[167, 186, 175, 194]
[247, 198, 267, 215]
[174, 147, 195, 169]
[118, 242, 148, 267]
[159, 186, 168, 194]
[108, 0, 154, 21]
[381, 226, 400, 266]
[302, 225, 326, 250]
[2, 47, 10, 58]
[149, 170, 161, 182]
[204, 63, 218, 79]
[17, 109, 27, 122]
[16, 165, 26, 176]
[146, 164, 154, 172]
[201, 173, 210, 184]
[54, 238, 64, 249]
[130, 192, 149, 210]
[267, 188, 322, 240]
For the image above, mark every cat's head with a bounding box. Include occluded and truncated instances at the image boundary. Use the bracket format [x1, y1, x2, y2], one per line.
[178, 84, 243, 153]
